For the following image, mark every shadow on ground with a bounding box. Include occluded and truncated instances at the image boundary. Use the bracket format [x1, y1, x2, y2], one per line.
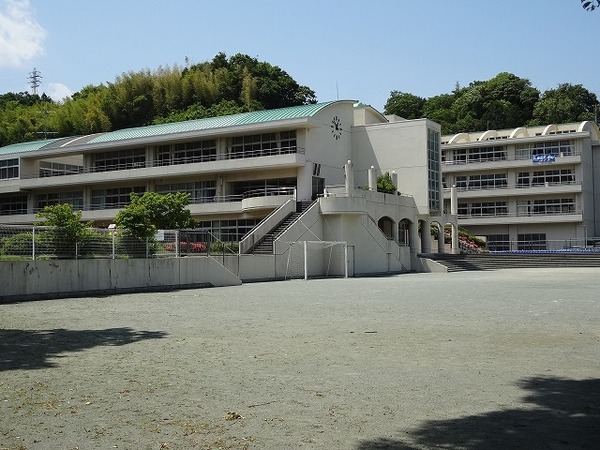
[355, 376, 600, 450]
[0, 327, 167, 371]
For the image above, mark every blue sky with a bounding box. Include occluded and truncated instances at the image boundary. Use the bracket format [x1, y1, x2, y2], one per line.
[1, 0, 599, 111]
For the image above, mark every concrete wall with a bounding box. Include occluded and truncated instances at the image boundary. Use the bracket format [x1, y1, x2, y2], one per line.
[0, 257, 241, 303]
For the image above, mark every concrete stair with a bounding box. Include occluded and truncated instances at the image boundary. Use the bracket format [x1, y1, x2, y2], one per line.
[421, 252, 600, 272]
[250, 201, 313, 254]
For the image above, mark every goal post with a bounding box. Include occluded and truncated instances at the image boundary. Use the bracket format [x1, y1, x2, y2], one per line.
[284, 241, 348, 280]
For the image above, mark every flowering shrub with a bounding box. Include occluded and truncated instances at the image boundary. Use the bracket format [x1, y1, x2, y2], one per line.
[165, 241, 206, 253]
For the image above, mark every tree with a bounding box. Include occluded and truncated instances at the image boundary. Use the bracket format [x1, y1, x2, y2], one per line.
[530, 84, 598, 125]
[115, 192, 196, 240]
[36, 203, 93, 257]
[384, 91, 425, 119]
[377, 172, 396, 194]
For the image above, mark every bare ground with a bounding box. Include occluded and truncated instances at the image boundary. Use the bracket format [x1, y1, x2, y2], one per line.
[1, 268, 599, 449]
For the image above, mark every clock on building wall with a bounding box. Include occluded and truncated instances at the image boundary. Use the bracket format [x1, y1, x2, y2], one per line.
[331, 116, 343, 140]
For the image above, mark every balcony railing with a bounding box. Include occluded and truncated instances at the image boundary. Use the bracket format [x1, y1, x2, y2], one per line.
[458, 209, 582, 220]
[442, 149, 581, 166]
[443, 180, 582, 193]
[7, 187, 297, 216]
[20, 146, 305, 180]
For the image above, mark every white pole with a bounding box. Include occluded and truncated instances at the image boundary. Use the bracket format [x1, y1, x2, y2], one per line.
[344, 243, 348, 278]
[304, 241, 308, 280]
[32, 226, 36, 260]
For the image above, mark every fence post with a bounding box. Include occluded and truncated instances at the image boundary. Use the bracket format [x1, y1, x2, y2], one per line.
[176, 230, 180, 258]
[112, 232, 116, 260]
[146, 239, 149, 259]
[75, 242, 79, 259]
[32, 226, 36, 260]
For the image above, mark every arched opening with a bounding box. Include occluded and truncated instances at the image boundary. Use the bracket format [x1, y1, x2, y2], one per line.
[398, 218, 411, 246]
[430, 220, 445, 253]
[378, 216, 395, 240]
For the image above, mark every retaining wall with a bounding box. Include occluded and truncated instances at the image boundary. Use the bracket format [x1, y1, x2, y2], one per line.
[0, 257, 241, 303]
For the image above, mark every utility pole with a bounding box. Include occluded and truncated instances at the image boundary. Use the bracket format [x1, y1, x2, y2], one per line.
[28, 68, 42, 95]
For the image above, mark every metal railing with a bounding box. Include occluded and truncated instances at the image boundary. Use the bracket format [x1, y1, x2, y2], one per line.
[458, 209, 582, 220]
[19, 146, 305, 180]
[487, 238, 600, 253]
[444, 181, 582, 193]
[0, 225, 239, 260]
[442, 149, 581, 166]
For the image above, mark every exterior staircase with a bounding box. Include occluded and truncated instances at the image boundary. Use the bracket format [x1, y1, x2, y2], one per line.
[250, 201, 313, 254]
[421, 252, 600, 272]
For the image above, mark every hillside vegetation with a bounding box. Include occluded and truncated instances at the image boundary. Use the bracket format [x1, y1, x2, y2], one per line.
[0, 52, 316, 146]
[1, 56, 598, 147]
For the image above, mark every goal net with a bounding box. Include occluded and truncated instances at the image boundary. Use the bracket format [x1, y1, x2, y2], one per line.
[284, 241, 348, 280]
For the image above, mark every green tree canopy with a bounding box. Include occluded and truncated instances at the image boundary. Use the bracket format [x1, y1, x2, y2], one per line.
[0, 53, 317, 145]
[36, 203, 92, 243]
[384, 91, 425, 119]
[115, 192, 196, 240]
[530, 83, 598, 125]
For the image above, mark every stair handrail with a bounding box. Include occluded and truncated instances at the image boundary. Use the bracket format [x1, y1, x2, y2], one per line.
[239, 198, 297, 254]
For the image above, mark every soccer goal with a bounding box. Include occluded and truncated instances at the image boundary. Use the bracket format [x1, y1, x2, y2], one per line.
[284, 241, 348, 280]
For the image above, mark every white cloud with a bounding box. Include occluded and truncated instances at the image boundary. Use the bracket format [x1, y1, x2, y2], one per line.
[47, 82, 72, 102]
[0, 0, 45, 68]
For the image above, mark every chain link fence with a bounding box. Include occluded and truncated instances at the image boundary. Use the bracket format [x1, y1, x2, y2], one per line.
[0, 225, 239, 260]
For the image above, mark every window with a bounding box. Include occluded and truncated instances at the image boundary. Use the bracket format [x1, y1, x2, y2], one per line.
[515, 140, 574, 160]
[157, 140, 217, 166]
[91, 186, 145, 210]
[0, 159, 19, 180]
[517, 233, 546, 250]
[517, 198, 576, 216]
[231, 177, 296, 197]
[427, 129, 441, 212]
[37, 192, 84, 210]
[156, 181, 216, 203]
[456, 173, 507, 190]
[0, 195, 27, 215]
[229, 131, 297, 158]
[92, 148, 145, 171]
[39, 161, 83, 177]
[486, 234, 510, 252]
[451, 146, 506, 164]
[197, 219, 260, 243]
[458, 201, 507, 217]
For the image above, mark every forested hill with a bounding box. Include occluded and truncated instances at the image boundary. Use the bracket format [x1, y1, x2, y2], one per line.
[1, 59, 598, 147]
[384, 72, 599, 135]
[0, 52, 317, 147]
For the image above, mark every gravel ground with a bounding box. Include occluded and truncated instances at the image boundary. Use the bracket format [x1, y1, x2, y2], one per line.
[1, 268, 599, 450]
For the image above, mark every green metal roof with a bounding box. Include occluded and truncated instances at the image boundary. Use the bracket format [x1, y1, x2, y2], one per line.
[88, 101, 336, 144]
[0, 138, 63, 156]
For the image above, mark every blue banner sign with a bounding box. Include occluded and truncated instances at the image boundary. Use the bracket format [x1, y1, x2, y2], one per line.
[532, 154, 556, 163]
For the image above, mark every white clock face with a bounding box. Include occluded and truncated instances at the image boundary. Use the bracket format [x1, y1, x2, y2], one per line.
[331, 116, 342, 140]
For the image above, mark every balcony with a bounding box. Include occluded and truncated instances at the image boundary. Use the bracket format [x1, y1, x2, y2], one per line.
[457, 210, 583, 226]
[443, 181, 582, 199]
[17, 146, 306, 189]
[442, 150, 581, 172]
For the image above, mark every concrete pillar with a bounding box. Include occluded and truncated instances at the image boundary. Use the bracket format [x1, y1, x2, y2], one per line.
[391, 171, 398, 193]
[217, 176, 224, 199]
[410, 221, 420, 256]
[452, 224, 459, 254]
[344, 160, 354, 195]
[450, 185, 458, 215]
[437, 223, 445, 253]
[450, 186, 459, 254]
[421, 219, 432, 254]
[368, 166, 376, 191]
